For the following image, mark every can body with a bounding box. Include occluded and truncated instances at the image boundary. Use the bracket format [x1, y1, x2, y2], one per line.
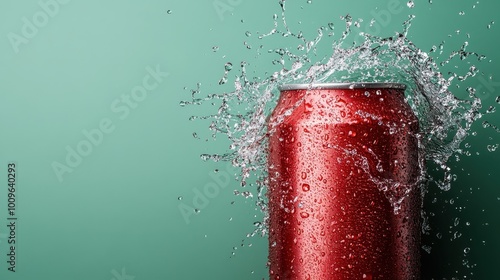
[267, 83, 421, 280]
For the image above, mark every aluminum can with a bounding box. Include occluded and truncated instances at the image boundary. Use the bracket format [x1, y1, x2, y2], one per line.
[267, 83, 421, 280]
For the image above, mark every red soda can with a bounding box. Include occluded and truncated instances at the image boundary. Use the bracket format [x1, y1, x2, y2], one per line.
[267, 83, 421, 280]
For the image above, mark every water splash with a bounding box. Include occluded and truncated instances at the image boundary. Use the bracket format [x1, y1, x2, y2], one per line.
[182, 0, 494, 254]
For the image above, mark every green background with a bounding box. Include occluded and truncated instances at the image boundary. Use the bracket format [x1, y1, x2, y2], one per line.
[0, 0, 498, 279]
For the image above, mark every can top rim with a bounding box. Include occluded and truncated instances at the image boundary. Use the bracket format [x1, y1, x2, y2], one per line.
[279, 82, 406, 91]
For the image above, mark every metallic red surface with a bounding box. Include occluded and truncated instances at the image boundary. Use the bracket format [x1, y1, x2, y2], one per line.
[267, 84, 421, 280]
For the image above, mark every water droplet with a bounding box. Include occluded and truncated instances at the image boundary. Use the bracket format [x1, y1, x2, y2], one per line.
[301, 172, 307, 179]
[487, 21, 495, 29]
[225, 62, 233, 71]
[178, 196, 183, 200]
[300, 212, 309, 218]
[496, 96, 500, 103]
[422, 245, 432, 254]
[245, 31, 252, 37]
[407, 1, 415, 8]
[487, 144, 498, 152]
[464, 247, 470, 254]
[348, 131, 356, 137]
[302, 183, 310, 192]
[200, 154, 211, 161]
[304, 102, 314, 112]
[212, 46, 219, 52]
[459, 11, 465, 16]
[166, 10, 172, 14]
[194, 208, 201, 213]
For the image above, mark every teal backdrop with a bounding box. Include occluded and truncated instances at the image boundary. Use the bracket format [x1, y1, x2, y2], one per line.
[0, 0, 498, 279]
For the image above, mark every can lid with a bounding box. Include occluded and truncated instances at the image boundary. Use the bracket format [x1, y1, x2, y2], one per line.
[279, 82, 406, 91]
